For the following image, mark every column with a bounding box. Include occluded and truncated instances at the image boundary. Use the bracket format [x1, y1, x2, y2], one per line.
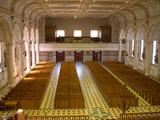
[18, 42, 24, 78]
[6, 43, 14, 86]
[32, 41, 35, 67]
[158, 42, 160, 78]
[133, 39, 139, 69]
[26, 41, 31, 73]
[144, 23, 151, 76]
[144, 40, 151, 76]
[125, 40, 129, 65]
[118, 39, 122, 62]
[36, 40, 39, 64]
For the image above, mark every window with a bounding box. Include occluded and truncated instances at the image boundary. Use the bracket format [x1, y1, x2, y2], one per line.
[56, 30, 65, 37]
[131, 39, 135, 57]
[140, 40, 144, 60]
[152, 40, 158, 64]
[0, 42, 2, 72]
[74, 30, 82, 37]
[90, 30, 98, 38]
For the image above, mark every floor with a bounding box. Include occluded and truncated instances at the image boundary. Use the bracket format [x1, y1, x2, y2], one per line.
[0, 62, 160, 120]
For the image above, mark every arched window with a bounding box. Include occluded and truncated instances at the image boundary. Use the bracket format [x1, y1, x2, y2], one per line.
[140, 40, 144, 60]
[0, 42, 2, 72]
[152, 40, 158, 64]
[129, 39, 135, 57]
[131, 39, 135, 57]
[127, 28, 135, 58]
[0, 42, 6, 72]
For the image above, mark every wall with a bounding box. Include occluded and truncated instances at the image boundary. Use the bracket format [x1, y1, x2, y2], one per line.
[39, 17, 120, 43]
[45, 17, 107, 37]
[107, 17, 120, 42]
[39, 18, 46, 43]
[83, 51, 92, 62]
[39, 51, 119, 62]
[101, 51, 119, 62]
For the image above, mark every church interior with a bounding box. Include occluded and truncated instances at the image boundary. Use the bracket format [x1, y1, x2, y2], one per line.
[0, 0, 160, 120]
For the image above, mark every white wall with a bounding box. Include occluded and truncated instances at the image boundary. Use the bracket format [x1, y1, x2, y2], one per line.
[65, 51, 74, 61]
[83, 51, 92, 62]
[101, 51, 119, 62]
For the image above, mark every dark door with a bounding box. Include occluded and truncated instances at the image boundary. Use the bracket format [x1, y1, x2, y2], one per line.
[56, 51, 65, 62]
[74, 51, 83, 62]
[93, 51, 101, 62]
[45, 25, 56, 42]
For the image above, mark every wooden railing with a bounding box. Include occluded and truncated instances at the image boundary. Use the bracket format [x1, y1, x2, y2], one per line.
[120, 112, 160, 120]
[26, 115, 89, 120]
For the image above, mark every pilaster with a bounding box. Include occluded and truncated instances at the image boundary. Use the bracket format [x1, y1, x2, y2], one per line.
[36, 40, 39, 64]
[6, 43, 14, 86]
[26, 41, 31, 73]
[118, 39, 122, 62]
[32, 41, 35, 67]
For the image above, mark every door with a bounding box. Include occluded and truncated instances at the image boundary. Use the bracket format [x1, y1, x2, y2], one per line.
[74, 51, 83, 62]
[56, 51, 65, 62]
[93, 51, 101, 62]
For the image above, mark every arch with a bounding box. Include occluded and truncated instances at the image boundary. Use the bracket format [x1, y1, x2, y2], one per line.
[0, 18, 14, 86]
[34, 12, 47, 22]
[121, 9, 136, 22]
[149, 23, 160, 42]
[136, 25, 147, 62]
[119, 28, 126, 40]
[133, 4, 149, 18]
[30, 28, 35, 42]
[110, 15, 120, 25]
[115, 12, 127, 24]
[136, 25, 147, 41]
[13, 23, 23, 78]
[10, 0, 18, 12]
[23, 26, 29, 42]
[148, 23, 160, 65]
[0, 18, 12, 44]
[13, 23, 22, 42]
[21, 2, 40, 17]
[127, 27, 135, 40]
[29, 7, 44, 20]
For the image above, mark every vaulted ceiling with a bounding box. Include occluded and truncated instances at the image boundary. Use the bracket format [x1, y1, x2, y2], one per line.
[0, 0, 160, 23]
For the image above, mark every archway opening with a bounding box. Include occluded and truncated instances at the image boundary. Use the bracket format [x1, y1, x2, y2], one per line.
[13, 24, 22, 79]
[23, 26, 30, 73]
[150, 24, 160, 65]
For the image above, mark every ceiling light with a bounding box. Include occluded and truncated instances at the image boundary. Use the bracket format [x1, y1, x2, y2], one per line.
[45, 0, 48, 1]
[126, 0, 129, 3]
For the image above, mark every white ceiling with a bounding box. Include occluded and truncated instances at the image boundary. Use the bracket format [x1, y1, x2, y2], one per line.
[0, 0, 160, 22]
[43, 0, 129, 18]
